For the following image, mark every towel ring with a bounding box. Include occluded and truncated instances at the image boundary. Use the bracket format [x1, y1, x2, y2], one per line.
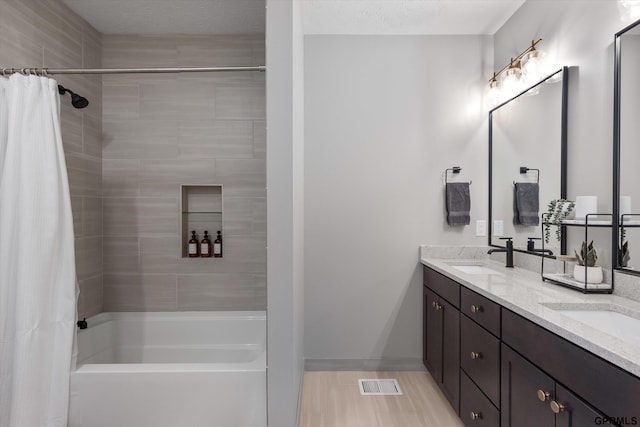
[444, 167, 472, 186]
[514, 167, 539, 185]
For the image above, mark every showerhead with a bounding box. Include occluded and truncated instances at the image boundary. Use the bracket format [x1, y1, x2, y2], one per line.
[57, 84, 89, 109]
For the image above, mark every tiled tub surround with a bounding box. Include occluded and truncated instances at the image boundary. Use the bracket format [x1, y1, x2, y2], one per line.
[68, 311, 266, 427]
[420, 256, 640, 377]
[101, 34, 266, 311]
[0, 0, 104, 319]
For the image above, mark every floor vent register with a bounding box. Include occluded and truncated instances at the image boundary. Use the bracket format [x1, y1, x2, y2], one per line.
[358, 379, 403, 395]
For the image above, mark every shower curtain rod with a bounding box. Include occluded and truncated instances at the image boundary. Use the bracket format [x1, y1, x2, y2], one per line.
[0, 65, 266, 76]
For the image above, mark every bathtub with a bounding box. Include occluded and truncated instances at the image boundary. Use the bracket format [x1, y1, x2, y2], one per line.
[68, 311, 266, 427]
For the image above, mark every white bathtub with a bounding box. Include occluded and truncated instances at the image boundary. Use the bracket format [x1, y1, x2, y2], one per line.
[68, 311, 266, 427]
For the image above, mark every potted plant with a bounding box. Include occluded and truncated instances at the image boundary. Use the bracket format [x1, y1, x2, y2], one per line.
[573, 240, 603, 284]
[543, 199, 575, 244]
[619, 240, 631, 268]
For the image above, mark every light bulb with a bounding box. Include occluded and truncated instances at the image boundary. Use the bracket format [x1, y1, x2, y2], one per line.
[501, 66, 522, 98]
[521, 49, 545, 81]
[619, 0, 640, 20]
[488, 79, 500, 107]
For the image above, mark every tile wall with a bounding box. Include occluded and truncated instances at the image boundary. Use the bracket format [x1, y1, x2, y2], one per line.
[0, 0, 104, 319]
[101, 35, 266, 311]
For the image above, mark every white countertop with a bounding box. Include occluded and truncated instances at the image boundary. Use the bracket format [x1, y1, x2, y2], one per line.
[421, 257, 640, 378]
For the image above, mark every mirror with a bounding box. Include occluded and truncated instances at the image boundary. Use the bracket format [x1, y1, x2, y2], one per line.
[489, 67, 568, 255]
[615, 20, 640, 274]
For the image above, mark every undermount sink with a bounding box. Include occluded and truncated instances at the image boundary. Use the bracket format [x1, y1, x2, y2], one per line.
[544, 303, 640, 347]
[449, 265, 503, 275]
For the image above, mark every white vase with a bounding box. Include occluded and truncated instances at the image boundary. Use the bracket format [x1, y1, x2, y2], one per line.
[574, 196, 598, 219]
[572, 265, 603, 284]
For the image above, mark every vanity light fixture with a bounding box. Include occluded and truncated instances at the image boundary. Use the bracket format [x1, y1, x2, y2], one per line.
[618, 0, 640, 20]
[488, 38, 543, 106]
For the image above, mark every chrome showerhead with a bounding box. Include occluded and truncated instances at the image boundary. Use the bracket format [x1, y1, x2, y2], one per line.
[57, 85, 89, 109]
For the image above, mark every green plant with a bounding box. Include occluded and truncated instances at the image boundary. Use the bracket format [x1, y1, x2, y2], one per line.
[619, 240, 631, 267]
[543, 199, 575, 244]
[575, 240, 597, 267]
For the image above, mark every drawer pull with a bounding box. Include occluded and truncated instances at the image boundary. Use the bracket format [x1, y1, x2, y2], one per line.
[470, 304, 483, 313]
[470, 351, 482, 360]
[550, 401, 565, 414]
[537, 390, 551, 402]
[470, 411, 482, 420]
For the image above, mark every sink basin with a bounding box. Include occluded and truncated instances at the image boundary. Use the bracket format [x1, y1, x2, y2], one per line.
[545, 304, 640, 347]
[450, 265, 503, 275]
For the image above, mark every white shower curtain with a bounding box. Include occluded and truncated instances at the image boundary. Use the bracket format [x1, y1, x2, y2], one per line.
[0, 74, 78, 427]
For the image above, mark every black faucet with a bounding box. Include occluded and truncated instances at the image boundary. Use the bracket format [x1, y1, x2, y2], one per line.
[488, 237, 514, 268]
[527, 237, 554, 256]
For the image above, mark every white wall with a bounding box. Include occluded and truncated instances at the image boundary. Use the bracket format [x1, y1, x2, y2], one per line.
[303, 35, 492, 365]
[494, 0, 628, 264]
[266, 0, 304, 425]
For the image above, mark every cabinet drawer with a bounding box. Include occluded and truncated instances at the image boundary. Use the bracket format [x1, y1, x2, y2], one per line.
[460, 371, 500, 427]
[423, 266, 460, 308]
[460, 287, 501, 337]
[461, 315, 500, 408]
[503, 309, 640, 422]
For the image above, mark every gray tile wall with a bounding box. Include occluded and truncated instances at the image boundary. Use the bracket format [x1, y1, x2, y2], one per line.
[0, 0, 103, 319]
[101, 35, 266, 311]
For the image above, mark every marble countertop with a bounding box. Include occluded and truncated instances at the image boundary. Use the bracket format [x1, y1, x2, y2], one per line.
[421, 256, 640, 378]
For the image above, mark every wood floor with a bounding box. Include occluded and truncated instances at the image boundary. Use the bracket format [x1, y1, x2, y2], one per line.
[298, 371, 465, 427]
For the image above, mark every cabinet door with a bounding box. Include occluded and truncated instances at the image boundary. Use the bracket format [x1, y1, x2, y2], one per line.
[554, 384, 609, 427]
[501, 345, 555, 427]
[424, 287, 443, 381]
[441, 297, 460, 414]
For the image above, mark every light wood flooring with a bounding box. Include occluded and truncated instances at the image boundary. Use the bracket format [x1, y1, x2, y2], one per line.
[299, 371, 465, 427]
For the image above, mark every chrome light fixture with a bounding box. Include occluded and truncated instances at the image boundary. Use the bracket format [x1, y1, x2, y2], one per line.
[488, 39, 543, 106]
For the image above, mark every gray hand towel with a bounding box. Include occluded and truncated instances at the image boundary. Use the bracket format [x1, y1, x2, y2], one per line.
[513, 184, 521, 225]
[446, 182, 471, 226]
[514, 182, 539, 226]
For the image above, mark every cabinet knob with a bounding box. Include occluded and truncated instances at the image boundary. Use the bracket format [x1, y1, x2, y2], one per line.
[550, 401, 565, 414]
[432, 301, 437, 308]
[432, 301, 442, 311]
[470, 304, 482, 313]
[470, 411, 482, 420]
[470, 351, 482, 360]
[537, 389, 551, 402]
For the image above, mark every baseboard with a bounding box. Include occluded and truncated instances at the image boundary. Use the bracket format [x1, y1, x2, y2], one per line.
[304, 358, 426, 371]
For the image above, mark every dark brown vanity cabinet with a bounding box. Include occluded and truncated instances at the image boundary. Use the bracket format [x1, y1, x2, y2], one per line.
[423, 266, 640, 427]
[502, 309, 640, 427]
[423, 267, 460, 413]
[501, 344, 606, 427]
[459, 287, 501, 427]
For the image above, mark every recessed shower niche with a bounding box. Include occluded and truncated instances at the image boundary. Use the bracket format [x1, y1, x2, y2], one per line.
[181, 185, 223, 258]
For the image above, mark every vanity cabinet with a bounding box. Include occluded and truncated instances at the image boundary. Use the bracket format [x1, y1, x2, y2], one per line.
[459, 287, 501, 427]
[502, 309, 640, 426]
[423, 267, 460, 413]
[501, 343, 606, 427]
[422, 265, 640, 427]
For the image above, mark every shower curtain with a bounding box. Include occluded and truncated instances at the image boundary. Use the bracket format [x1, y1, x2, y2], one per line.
[0, 74, 78, 427]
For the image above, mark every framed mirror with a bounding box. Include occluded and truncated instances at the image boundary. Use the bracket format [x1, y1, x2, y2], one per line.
[614, 19, 640, 275]
[489, 67, 569, 255]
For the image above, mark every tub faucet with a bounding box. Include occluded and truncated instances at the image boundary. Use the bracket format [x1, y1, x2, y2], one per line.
[488, 237, 514, 268]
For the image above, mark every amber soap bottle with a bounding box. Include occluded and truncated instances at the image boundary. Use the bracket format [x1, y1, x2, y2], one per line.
[188, 230, 199, 257]
[214, 230, 223, 258]
[200, 230, 212, 258]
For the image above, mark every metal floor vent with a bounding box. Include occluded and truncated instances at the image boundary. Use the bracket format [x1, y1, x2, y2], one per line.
[358, 379, 403, 395]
